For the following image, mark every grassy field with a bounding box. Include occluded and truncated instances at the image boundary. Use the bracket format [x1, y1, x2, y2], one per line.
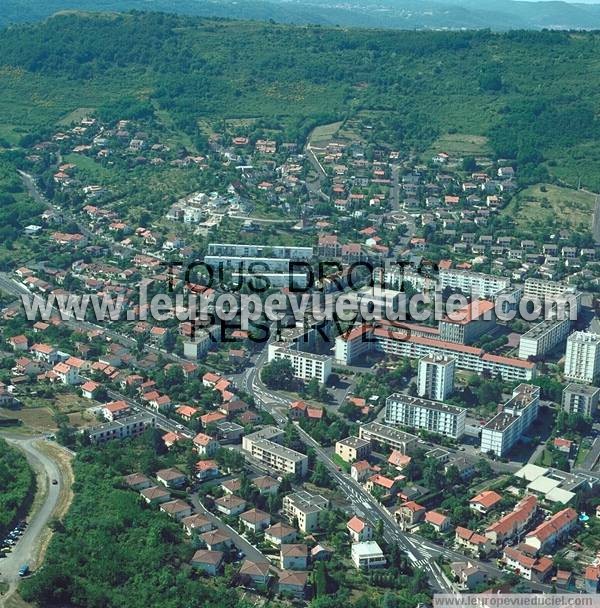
[425, 132, 491, 159]
[503, 183, 597, 233]
[56, 106, 95, 126]
[308, 121, 344, 148]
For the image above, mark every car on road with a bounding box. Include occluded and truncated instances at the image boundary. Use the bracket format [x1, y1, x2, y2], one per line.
[18, 564, 30, 577]
[52, 479, 58, 485]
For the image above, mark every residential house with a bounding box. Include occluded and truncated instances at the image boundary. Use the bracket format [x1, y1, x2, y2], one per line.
[351, 460, 372, 482]
[140, 486, 171, 506]
[278, 570, 308, 599]
[81, 380, 101, 399]
[182, 513, 214, 536]
[451, 561, 488, 591]
[455, 527, 492, 556]
[103, 400, 131, 422]
[280, 544, 309, 570]
[425, 510, 452, 533]
[191, 550, 224, 576]
[485, 495, 538, 545]
[200, 529, 233, 551]
[123, 473, 152, 491]
[584, 566, 600, 594]
[503, 545, 553, 582]
[252, 475, 279, 496]
[196, 459, 220, 481]
[160, 499, 193, 521]
[215, 494, 246, 517]
[265, 522, 297, 545]
[156, 467, 187, 488]
[239, 508, 271, 533]
[193, 432, 220, 457]
[395, 501, 426, 529]
[347, 516, 373, 542]
[238, 560, 271, 588]
[469, 490, 502, 515]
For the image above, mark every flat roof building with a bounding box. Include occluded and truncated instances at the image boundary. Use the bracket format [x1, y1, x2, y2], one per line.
[385, 393, 466, 439]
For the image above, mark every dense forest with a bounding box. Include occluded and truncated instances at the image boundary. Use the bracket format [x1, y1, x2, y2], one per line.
[0, 438, 35, 539]
[1, 13, 600, 187]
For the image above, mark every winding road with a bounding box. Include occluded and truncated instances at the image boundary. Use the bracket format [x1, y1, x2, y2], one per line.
[0, 436, 67, 600]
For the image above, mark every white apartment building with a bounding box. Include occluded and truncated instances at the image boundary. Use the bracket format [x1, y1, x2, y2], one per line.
[358, 421, 418, 454]
[523, 278, 576, 302]
[564, 332, 600, 384]
[268, 343, 332, 384]
[562, 383, 600, 417]
[517, 318, 571, 360]
[385, 393, 466, 439]
[282, 491, 329, 533]
[480, 384, 540, 457]
[207, 243, 313, 260]
[417, 355, 455, 401]
[351, 541, 386, 570]
[87, 413, 155, 444]
[334, 323, 536, 381]
[242, 427, 307, 476]
[439, 268, 511, 299]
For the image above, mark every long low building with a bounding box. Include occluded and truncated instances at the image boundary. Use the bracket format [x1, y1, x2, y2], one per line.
[87, 412, 156, 444]
[335, 322, 536, 381]
[242, 426, 308, 477]
[207, 243, 313, 260]
[358, 421, 418, 454]
[385, 393, 466, 439]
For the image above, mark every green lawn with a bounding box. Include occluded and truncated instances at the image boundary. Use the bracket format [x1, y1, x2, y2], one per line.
[503, 183, 597, 233]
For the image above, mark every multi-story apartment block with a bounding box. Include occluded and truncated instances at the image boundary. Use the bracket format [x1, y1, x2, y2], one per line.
[242, 427, 307, 477]
[562, 383, 600, 417]
[518, 318, 571, 360]
[335, 436, 371, 463]
[267, 343, 332, 384]
[439, 268, 510, 299]
[282, 491, 329, 533]
[439, 300, 496, 345]
[564, 332, 600, 384]
[87, 413, 155, 444]
[385, 394, 466, 439]
[480, 384, 540, 457]
[358, 421, 418, 454]
[207, 243, 313, 260]
[417, 355, 455, 401]
[335, 322, 536, 381]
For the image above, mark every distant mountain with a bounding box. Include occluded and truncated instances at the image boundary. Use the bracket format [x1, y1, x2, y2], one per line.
[4, 0, 600, 30]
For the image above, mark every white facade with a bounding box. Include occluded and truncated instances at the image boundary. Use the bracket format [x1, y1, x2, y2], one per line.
[268, 343, 331, 384]
[562, 383, 600, 417]
[351, 541, 386, 570]
[207, 243, 313, 260]
[418, 355, 455, 401]
[518, 318, 571, 360]
[480, 384, 540, 457]
[242, 427, 307, 477]
[564, 332, 600, 384]
[283, 491, 329, 533]
[385, 393, 466, 439]
[439, 268, 510, 299]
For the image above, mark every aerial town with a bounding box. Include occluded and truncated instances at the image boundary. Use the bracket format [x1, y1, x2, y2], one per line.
[1, 85, 600, 607]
